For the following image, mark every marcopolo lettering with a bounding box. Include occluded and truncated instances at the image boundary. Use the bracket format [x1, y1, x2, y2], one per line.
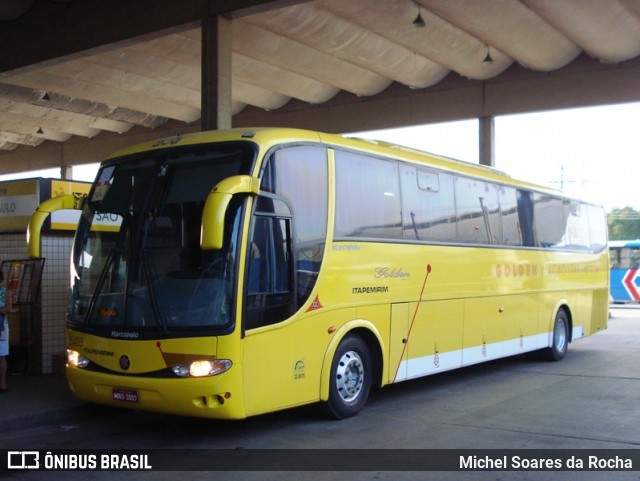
[111, 331, 139, 339]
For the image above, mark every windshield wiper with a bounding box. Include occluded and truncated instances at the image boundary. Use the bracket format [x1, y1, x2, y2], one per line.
[138, 248, 168, 332]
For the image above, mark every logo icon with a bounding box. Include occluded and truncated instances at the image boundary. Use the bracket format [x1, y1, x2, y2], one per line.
[306, 295, 323, 312]
[119, 354, 131, 371]
[7, 451, 40, 469]
[293, 360, 306, 380]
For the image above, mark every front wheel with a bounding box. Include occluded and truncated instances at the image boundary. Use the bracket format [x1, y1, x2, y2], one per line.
[321, 334, 372, 419]
[541, 309, 569, 361]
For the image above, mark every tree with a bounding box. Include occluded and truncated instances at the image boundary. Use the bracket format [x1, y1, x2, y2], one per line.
[608, 207, 640, 240]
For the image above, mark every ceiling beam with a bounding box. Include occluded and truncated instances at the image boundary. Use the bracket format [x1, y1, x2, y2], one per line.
[233, 54, 640, 132]
[0, 120, 201, 175]
[0, 0, 303, 75]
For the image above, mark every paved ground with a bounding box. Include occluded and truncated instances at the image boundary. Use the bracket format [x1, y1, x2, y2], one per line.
[1, 306, 638, 480]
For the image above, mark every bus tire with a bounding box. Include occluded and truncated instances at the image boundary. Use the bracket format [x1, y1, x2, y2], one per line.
[541, 309, 569, 362]
[321, 334, 372, 420]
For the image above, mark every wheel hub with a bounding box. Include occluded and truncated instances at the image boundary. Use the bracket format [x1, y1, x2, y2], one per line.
[335, 350, 364, 402]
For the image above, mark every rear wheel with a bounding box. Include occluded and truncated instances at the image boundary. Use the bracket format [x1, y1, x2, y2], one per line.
[541, 309, 569, 361]
[321, 334, 372, 419]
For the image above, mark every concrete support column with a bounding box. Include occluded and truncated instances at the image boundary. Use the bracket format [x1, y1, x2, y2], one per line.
[60, 165, 73, 180]
[201, 15, 233, 131]
[479, 115, 495, 167]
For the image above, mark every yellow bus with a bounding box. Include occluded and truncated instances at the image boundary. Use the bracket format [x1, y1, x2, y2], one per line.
[27, 128, 609, 420]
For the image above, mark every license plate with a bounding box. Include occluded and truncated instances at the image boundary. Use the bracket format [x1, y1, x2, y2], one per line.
[112, 388, 139, 403]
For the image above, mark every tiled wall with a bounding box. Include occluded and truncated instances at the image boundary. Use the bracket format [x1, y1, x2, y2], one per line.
[41, 233, 74, 374]
[0, 232, 73, 374]
[0, 233, 28, 264]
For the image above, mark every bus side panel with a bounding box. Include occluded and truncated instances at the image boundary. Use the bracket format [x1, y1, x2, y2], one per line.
[403, 299, 463, 380]
[389, 303, 409, 382]
[461, 294, 539, 366]
[389, 300, 464, 382]
[590, 287, 609, 335]
[502, 294, 541, 354]
[242, 309, 355, 417]
[571, 287, 608, 339]
[569, 291, 591, 340]
[540, 248, 609, 337]
[463, 297, 504, 365]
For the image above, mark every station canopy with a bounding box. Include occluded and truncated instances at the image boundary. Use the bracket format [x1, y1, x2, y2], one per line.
[0, 0, 639, 171]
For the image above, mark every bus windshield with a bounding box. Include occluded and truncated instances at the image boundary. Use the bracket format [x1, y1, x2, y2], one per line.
[68, 143, 255, 334]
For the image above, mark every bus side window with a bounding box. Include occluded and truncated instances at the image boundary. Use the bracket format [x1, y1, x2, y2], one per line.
[516, 190, 535, 247]
[335, 152, 402, 239]
[245, 208, 294, 330]
[533, 194, 570, 248]
[261, 147, 328, 308]
[455, 177, 500, 245]
[400, 166, 456, 243]
[585, 203, 607, 253]
[620, 247, 640, 269]
[500, 186, 522, 246]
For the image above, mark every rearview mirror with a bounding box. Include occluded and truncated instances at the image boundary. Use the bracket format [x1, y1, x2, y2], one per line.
[201, 175, 260, 250]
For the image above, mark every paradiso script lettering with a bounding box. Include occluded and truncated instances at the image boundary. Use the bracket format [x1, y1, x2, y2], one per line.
[374, 267, 410, 279]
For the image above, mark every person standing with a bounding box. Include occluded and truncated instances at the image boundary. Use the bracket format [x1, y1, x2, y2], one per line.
[0, 269, 13, 393]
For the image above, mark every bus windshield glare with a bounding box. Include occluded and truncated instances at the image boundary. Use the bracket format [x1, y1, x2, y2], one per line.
[67, 144, 255, 334]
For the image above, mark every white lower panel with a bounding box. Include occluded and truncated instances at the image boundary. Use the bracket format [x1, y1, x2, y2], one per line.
[396, 332, 553, 383]
[572, 325, 585, 340]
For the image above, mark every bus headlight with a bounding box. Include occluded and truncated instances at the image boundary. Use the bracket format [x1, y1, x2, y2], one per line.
[171, 359, 232, 378]
[67, 349, 90, 368]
